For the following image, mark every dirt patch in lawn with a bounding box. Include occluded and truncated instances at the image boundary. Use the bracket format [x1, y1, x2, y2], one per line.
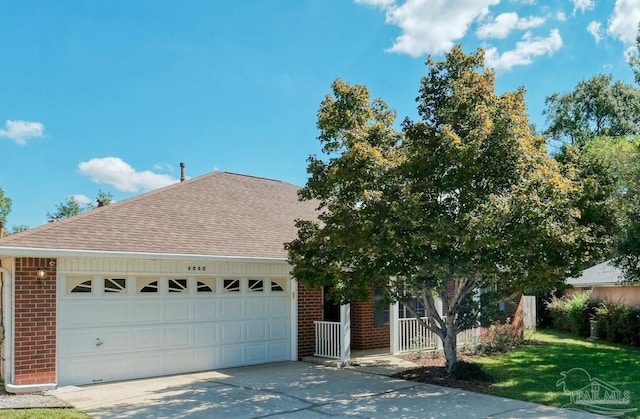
[393, 352, 492, 394]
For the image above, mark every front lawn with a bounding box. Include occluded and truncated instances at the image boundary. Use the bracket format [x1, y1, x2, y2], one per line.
[477, 330, 640, 417]
[0, 408, 90, 418]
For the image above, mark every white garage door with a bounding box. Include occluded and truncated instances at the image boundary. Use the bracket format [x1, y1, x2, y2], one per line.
[58, 275, 291, 386]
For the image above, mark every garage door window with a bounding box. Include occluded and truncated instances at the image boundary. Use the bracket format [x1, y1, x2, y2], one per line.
[271, 279, 286, 293]
[168, 279, 188, 293]
[196, 278, 216, 293]
[248, 279, 264, 292]
[138, 279, 158, 293]
[67, 277, 93, 294]
[104, 278, 127, 294]
[223, 279, 240, 293]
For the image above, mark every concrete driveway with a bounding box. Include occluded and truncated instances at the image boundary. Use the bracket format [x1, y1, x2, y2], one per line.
[50, 361, 600, 418]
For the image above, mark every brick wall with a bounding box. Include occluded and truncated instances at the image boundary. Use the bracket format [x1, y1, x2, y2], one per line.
[13, 258, 57, 385]
[351, 291, 390, 350]
[297, 284, 322, 358]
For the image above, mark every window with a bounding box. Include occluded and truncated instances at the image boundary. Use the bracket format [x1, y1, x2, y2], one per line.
[104, 278, 127, 294]
[223, 279, 240, 293]
[138, 279, 158, 294]
[398, 298, 426, 319]
[168, 278, 188, 293]
[67, 277, 92, 294]
[248, 279, 264, 292]
[271, 279, 286, 292]
[374, 289, 390, 326]
[197, 278, 216, 293]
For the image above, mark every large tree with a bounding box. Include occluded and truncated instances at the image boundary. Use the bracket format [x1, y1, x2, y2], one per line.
[46, 191, 113, 222]
[287, 46, 585, 373]
[543, 74, 640, 148]
[0, 187, 12, 226]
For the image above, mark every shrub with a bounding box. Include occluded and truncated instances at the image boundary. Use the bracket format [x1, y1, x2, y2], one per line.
[480, 322, 524, 354]
[545, 291, 595, 337]
[595, 301, 640, 346]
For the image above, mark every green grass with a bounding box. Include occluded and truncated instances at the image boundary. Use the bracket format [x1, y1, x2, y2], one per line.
[0, 408, 90, 418]
[476, 330, 640, 418]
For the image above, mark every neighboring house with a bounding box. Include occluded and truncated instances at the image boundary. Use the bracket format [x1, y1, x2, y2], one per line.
[567, 261, 640, 307]
[0, 171, 398, 393]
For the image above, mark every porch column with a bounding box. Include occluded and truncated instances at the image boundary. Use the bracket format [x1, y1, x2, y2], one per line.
[339, 304, 351, 366]
[436, 297, 444, 350]
[389, 301, 399, 354]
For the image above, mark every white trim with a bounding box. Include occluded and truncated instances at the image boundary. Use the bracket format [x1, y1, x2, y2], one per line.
[0, 246, 287, 264]
[5, 383, 56, 394]
[290, 280, 298, 361]
[0, 266, 12, 391]
[339, 304, 351, 366]
[389, 301, 399, 354]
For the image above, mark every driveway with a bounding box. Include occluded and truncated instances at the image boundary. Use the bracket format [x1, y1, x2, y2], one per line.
[50, 361, 600, 418]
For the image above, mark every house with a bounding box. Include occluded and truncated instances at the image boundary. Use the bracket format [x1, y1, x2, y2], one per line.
[0, 171, 402, 393]
[566, 261, 640, 307]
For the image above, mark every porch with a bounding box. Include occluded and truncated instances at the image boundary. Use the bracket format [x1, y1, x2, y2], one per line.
[312, 303, 481, 364]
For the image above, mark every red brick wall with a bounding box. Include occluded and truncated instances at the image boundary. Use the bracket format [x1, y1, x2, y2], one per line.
[13, 258, 57, 385]
[297, 284, 322, 358]
[351, 291, 390, 350]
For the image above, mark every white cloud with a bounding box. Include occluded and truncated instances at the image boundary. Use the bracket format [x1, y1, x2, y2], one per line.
[477, 12, 545, 39]
[0, 120, 45, 145]
[587, 21, 603, 43]
[485, 29, 563, 71]
[573, 0, 594, 14]
[71, 194, 92, 205]
[355, 0, 395, 7]
[378, 0, 500, 56]
[78, 157, 179, 193]
[608, 0, 640, 45]
[557, 12, 567, 22]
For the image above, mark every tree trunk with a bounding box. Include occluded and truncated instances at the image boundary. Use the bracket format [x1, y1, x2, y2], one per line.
[443, 324, 458, 373]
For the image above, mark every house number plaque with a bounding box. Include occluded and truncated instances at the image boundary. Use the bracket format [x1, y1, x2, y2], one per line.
[187, 266, 206, 272]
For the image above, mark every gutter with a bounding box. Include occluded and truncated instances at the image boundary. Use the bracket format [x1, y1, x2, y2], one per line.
[0, 246, 288, 265]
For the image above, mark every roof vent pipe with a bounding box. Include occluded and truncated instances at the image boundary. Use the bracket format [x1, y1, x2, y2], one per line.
[180, 162, 186, 182]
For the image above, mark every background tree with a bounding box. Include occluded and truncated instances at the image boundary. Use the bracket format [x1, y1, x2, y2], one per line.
[543, 75, 640, 148]
[47, 196, 86, 222]
[287, 46, 585, 373]
[555, 137, 640, 269]
[9, 224, 29, 234]
[629, 23, 640, 85]
[46, 190, 113, 222]
[0, 187, 12, 226]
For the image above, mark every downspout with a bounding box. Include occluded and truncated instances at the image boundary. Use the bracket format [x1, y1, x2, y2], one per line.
[0, 265, 13, 392]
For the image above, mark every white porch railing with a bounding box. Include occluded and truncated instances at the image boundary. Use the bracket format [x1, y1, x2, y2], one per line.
[398, 317, 439, 352]
[314, 321, 341, 358]
[397, 316, 481, 353]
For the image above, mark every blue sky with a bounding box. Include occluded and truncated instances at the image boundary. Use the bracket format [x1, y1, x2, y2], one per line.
[1, 0, 639, 230]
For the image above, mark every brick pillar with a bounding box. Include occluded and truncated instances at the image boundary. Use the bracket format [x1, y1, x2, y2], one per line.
[297, 284, 322, 358]
[13, 258, 56, 385]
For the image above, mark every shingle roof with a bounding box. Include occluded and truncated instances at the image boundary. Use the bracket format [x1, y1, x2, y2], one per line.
[0, 171, 317, 259]
[566, 261, 625, 287]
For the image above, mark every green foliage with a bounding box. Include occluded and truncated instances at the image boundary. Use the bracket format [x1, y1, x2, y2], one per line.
[595, 301, 640, 347]
[47, 191, 114, 222]
[630, 23, 640, 85]
[9, 224, 29, 234]
[288, 45, 586, 373]
[545, 291, 595, 337]
[480, 322, 525, 354]
[543, 75, 640, 148]
[0, 186, 12, 225]
[47, 196, 87, 222]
